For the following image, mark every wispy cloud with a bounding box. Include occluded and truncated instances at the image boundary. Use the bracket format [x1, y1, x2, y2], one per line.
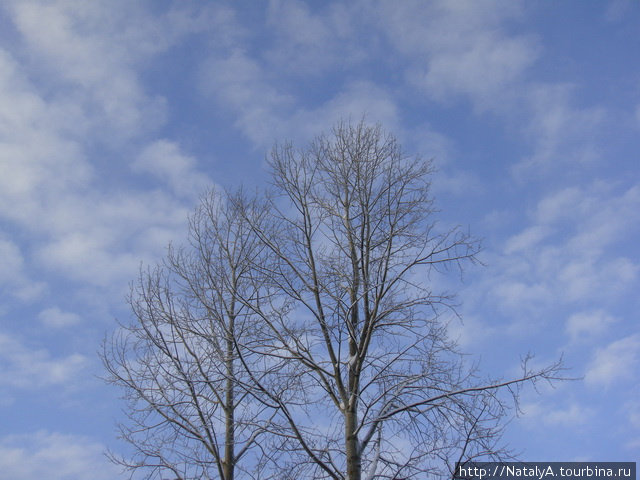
[0, 1, 215, 297]
[0, 0, 636, 467]
[376, 0, 537, 111]
[521, 402, 595, 427]
[515, 84, 605, 178]
[0, 332, 86, 390]
[0, 431, 118, 480]
[0, 236, 45, 301]
[3, 0, 215, 139]
[487, 183, 640, 328]
[566, 310, 617, 344]
[37, 307, 82, 328]
[200, 48, 294, 146]
[265, 0, 365, 76]
[585, 334, 640, 388]
[133, 140, 212, 199]
[624, 397, 640, 451]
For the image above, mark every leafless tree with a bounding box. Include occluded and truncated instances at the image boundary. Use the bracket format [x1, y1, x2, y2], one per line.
[102, 189, 278, 480]
[234, 120, 563, 480]
[104, 120, 563, 480]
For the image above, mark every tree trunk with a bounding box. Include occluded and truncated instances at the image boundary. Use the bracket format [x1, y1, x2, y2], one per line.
[346, 332, 361, 480]
[345, 404, 361, 480]
[224, 315, 235, 480]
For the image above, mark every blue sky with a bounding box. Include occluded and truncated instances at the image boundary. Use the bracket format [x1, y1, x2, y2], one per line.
[0, 1, 639, 477]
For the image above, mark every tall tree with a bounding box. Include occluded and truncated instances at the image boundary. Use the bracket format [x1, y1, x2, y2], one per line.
[105, 120, 563, 480]
[102, 189, 275, 480]
[237, 121, 562, 480]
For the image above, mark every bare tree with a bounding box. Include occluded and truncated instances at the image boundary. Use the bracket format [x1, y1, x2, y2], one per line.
[102, 189, 277, 480]
[104, 120, 563, 480]
[234, 121, 563, 480]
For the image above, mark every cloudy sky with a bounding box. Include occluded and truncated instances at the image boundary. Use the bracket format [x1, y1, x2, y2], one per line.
[0, 1, 639, 477]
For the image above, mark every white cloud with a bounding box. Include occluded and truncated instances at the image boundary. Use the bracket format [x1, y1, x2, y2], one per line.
[0, 2, 212, 297]
[535, 186, 584, 225]
[32, 191, 191, 287]
[195, 0, 539, 151]
[202, 29, 400, 147]
[358, 1, 607, 180]
[566, 310, 617, 343]
[558, 257, 638, 302]
[627, 399, 640, 428]
[6, 1, 158, 137]
[0, 237, 25, 285]
[492, 280, 550, 319]
[198, 3, 403, 147]
[504, 226, 551, 254]
[521, 402, 594, 427]
[515, 84, 605, 177]
[585, 334, 640, 387]
[0, 236, 45, 301]
[446, 315, 495, 349]
[265, 0, 346, 74]
[38, 307, 82, 328]
[571, 185, 640, 252]
[0, 2, 209, 299]
[407, 124, 454, 164]
[133, 140, 211, 198]
[431, 169, 483, 197]
[0, 48, 92, 224]
[377, 0, 538, 111]
[624, 397, 640, 451]
[543, 404, 594, 426]
[3, 0, 214, 139]
[420, 31, 536, 108]
[288, 80, 400, 141]
[488, 183, 640, 324]
[0, 332, 86, 389]
[263, 0, 372, 79]
[0, 431, 119, 480]
[535, 184, 640, 259]
[200, 47, 295, 146]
